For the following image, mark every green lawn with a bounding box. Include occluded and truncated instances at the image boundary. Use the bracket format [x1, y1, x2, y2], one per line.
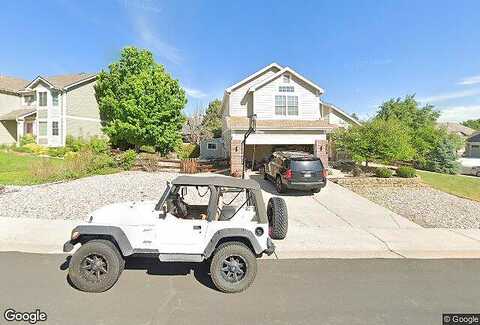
[0, 151, 64, 185]
[417, 170, 480, 202]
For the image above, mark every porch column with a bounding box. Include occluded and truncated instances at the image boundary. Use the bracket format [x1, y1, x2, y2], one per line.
[16, 119, 24, 145]
[314, 139, 328, 169]
[230, 139, 243, 177]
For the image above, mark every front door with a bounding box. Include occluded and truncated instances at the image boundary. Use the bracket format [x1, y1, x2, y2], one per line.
[25, 122, 33, 135]
[155, 218, 207, 254]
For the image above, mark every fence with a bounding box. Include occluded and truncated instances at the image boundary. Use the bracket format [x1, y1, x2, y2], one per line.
[180, 158, 198, 174]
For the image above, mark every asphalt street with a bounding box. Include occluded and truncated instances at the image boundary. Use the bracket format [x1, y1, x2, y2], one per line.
[1, 252, 480, 325]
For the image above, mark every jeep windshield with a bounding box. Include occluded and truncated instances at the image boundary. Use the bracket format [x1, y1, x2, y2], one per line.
[154, 183, 171, 211]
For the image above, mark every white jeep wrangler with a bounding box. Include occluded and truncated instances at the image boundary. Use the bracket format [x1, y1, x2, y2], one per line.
[64, 176, 288, 293]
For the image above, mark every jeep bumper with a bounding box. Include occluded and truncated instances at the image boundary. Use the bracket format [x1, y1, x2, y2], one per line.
[63, 240, 74, 253]
[264, 238, 275, 256]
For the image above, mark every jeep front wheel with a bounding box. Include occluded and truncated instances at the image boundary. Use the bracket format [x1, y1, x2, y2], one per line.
[68, 240, 123, 293]
[210, 242, 257, 293]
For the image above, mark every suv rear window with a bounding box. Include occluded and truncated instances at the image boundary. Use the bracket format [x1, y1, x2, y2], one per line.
[288, 159, 323, 171]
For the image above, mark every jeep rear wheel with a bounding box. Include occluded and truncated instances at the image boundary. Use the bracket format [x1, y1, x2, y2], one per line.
[267, 197, 288, 239]
[68, 240, 123, 293]
[275, 176, 286, 193]
[210, 242, 257, 293]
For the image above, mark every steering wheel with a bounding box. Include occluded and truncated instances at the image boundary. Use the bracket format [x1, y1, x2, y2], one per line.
[175, 194, 188, 218]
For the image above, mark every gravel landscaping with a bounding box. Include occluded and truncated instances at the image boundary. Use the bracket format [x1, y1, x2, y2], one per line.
[348, 185, 480, 229]
[0, 172, 180, 220]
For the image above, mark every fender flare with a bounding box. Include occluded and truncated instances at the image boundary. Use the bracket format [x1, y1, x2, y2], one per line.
[203, 228, 263, 258]
[72, 225, 134, 256]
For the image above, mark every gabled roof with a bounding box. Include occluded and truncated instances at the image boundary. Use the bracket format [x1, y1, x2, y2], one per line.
[23, 73, 96, 90]
[0, 76, 29, 94]
[248, 67, 325, 94]
[0, 108, 36, 121]
[225, 63, 282, 93]
[321, 101, 362, 126]
[437, 122, 476, 137]
[468, 132, 480, 143]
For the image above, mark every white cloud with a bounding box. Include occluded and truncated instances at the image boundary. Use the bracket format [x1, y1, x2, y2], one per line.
[184, 87, 207, 99]
[437, 105, 480, 122]
[458, 75, 480, 86]
[418, 89, 480, 103]
[134, 16, 182, 64]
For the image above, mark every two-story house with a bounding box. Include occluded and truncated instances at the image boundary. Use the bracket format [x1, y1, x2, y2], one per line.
[221, 63, 360, 175]
[0, 73, 101, 147]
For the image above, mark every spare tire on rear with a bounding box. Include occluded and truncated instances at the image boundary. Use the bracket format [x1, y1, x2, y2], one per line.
[267, 197, 288, 240]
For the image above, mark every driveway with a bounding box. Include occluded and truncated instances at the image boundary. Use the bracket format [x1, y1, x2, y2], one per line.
[248, 172, 420, 230]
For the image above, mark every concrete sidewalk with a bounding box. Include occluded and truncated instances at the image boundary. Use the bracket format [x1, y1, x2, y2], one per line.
[2, 217, 480, 259]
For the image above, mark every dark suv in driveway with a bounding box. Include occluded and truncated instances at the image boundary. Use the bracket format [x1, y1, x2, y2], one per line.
[263, 151, 327, 193]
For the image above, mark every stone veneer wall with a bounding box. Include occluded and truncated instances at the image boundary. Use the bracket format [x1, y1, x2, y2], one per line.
[314, 139, 328, 168]
[230, 139, 243, 176]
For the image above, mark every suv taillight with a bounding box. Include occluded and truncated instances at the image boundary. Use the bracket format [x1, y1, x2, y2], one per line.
[284, 169, 293, 180]
[322, 169, 328, 178]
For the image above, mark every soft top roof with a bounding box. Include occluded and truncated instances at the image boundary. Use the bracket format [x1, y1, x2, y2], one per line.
[171, 175, 260, 190]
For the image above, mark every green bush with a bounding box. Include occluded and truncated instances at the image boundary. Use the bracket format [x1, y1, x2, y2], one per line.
[48, 147, 67, 157]
[116, 150, 137, 170]
[89, 137, 110, 154]
[375, 167, 393, 178]
[65, 135, 87, 152]
[396, 166, 416, 178]
[20, 134, 36, 146]
[140, 145, 156, 154]
[18, 143, 49, 155]
[175, 143, 200, 159]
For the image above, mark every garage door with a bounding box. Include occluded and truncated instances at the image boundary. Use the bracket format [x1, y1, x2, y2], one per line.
[471, 145, 480, 158]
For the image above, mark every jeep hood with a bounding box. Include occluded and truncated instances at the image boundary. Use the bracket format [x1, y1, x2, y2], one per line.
[89, 201, 158, 225]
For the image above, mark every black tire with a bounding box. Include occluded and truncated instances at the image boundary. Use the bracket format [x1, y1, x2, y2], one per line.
[477, 171, 480, 177]
[68, 240, 123, 293]
[312, 187, 321, 193]
[275, 175, 286, 193]
[100, 239, 125, 273]
[267, 197, 288, 240]
[210, 242, 257, 293]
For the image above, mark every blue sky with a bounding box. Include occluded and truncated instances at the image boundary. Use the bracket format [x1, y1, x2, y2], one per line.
[1, 0, 480, 122]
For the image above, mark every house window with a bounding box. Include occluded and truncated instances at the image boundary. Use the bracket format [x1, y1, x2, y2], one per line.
[52, 92, 59, 106]
[39, 122, 47, 136]
[275, 95, 286, 115]
[52, 121, 59, 136]
[283, 74, 290, 83]
[207, 143, 217, 150]
[38, 92, 47, 106]
[279, 86, 294, 92]
[24, 95, 35, 105]
[287, 96, 298, 115]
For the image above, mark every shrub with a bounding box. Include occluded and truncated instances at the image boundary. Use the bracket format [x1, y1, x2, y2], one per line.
[20, 134, 36, 146]
[396, 166, 416, 178]
[48, 147, 67, 157]
[65, 135, 87, 152]
[351, 166, 363, 177]
[375, 167, 393, 178]
[116, 150, 137, 170]
[175, 143, 200, 159]
[140, 145, 156, 154]
[20, 143, 49, 155]
[89, 137, 110, 154]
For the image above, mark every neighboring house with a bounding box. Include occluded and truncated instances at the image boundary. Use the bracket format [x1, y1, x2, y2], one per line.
[465, 132, 480, 158]
[200, 138, 226, 160]
[221, 63, 360, 175]
[437, 122, 476, 156]
[0, 73, 101, 147]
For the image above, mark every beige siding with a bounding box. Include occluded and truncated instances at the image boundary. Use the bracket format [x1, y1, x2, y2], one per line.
[66, 117, 102, 138]
[0, 92, 21, 144]
[327, 108, 351, 128]
[0, 120, 17, 144]
[229, 68, 280, 117]
[253, 73, 320, 120]
[66, 81, 100, 119]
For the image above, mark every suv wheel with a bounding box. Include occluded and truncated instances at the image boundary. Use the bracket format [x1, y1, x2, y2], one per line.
[267, 197, 288, 239]
[275, 175, 286, 193]
[210, 242, 257, 293]
[477, 171, 480, 177]
[68, 240, 124, 293]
